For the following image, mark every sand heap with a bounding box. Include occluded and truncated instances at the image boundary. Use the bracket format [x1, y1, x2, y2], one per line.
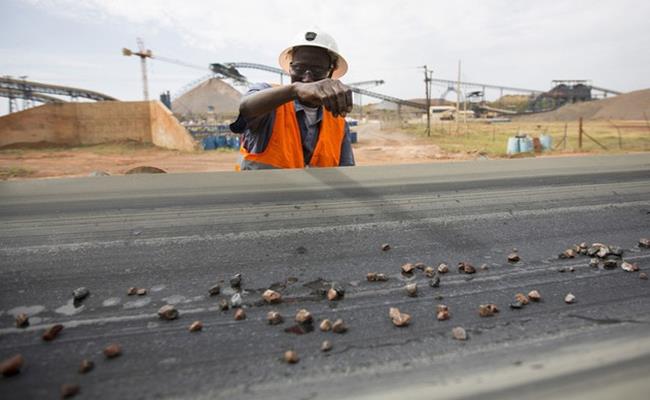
[516, 89, 650, 121]
[172, 78, 241, 117]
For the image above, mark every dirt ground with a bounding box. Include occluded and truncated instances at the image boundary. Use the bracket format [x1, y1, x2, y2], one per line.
[1, 120, 647, 180]
[0, 122, 469, 180]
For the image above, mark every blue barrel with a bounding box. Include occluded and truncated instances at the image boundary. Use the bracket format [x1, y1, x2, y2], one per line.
[202, 136, 216, 150]
[519, 137, 534, 153]
[539, 135, 552, 151]
[215, 135, 227, 148]
[349, 131, 358, 144]
[227, 136, 240, 149]
[506, 137, 519, 155]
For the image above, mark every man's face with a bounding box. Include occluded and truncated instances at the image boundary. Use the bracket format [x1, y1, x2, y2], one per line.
[289, 46, 333, 83]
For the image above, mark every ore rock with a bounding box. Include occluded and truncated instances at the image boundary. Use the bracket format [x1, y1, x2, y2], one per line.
[136, 288, 147, 296]
[267, 311, 284, 325]
[295, 309, 313, 324]
[15, 313, 29, 328]
[61, 384, 80, 398]
[319, 319, 332, 332]
[0, 354, 24, 377]
[452, 327, 467, 340]
[389, 307, 411, 327]
[621, 261, 639, 272]
[230, 293, 242, 308]
[640, 272, 648, 280]
[429, 275, 441, 288]
[564, 293, 576, 304]
[528, 290, 541, 301]
[458, 262, 476, 274]
[514, 293, 529, 305]
[405, 283, 418, 297]
[321, 340, 333, 352]
[189, 321, 203, 332]
[103, 343, 122, 358]
[401, 263, 416, 274]
[230, 273, 242, 288]
[639, 238, 650, 248]
[208, 284, 221, 296]
[437, 263, 449, 274]
[158, 304, 179, 320]
[331, 319, 347, 333]
[42, 324, 64, 341]
[72, 287, 90, 301]
[234, 309, 246, 321]
[218, 298, 229, 311]
[78, 359, 94, 374]
[381, 243, 391, 251]
[263, 289, 282, 304]
[284, 350, 299, 364]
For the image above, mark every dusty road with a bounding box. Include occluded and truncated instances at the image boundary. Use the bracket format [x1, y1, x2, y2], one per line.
[1, 154, 649, 399]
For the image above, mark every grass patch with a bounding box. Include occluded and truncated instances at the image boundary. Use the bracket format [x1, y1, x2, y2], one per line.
[0, 166, 36, 180]
[400, 120, 650, 157]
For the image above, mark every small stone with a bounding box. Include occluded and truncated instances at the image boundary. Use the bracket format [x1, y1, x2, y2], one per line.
[587, 246, 600, 257]
[424, 266, 435, 277]
[331, 319, 347, 333]
[564, 293, 576, 304]
[366, 272, 377, 281]
[458, 261, 476, 274]
[61, 384, 80, 398]
[295, 309, 313, 324]
[0, 354, 24, 376]
[42, 324, 64, 341]
[389, 307, 411, 327]
[597, 247, 610, 258]
[569, 267, 575, 272]
[381, 243, 391, 251]
[189, 321, 203, 332]
[218, 298, 229, 311]
[158, 305, 178, 320]
[452, 326, 467, 341]
[234, 308, 246, 321]
[429, 274, 441, 288]
[621, 261, 639, 272]
[507, 253, 520, 263]
[127, 287, 138, 296]
[78, 359, 94, 374]
[510, 301, 524, 309]
[136, 288, 147, 296]
[579, 242, 588, 249]
[559, 249, 577, 259]
[414, 262, 427, 270]
[15, 313, 29, 328]
[479, 304, 499, 317]
[528, 290, 541, 301]
[436, 304, 448, 313]
[72, 287, 90, 301]
[437, 310, 450, 321]
[437, 263, 449, 274]
[234, 309, 246, 321]
[284, 350, 299, 364]
[514, 293, 529, 305]
[319, 319, 332, 331]
[327, 283, 345, 301]
[603, 258, 619, 269]
[263, 289, 282, 304]
[230, 273, 242, 288]
[480, 264, 489, 271]
[375, 273, 388, 281]
[321, 340, 332, 352]
[639, 238, 650, 248]
[405, 283, 418, 297]
[640, 272, 648, 280]
[589, 258, 600, 268]
[230, 293, 242, 308]
[267, 311, 284, 325]
[208, 284, 221, 296]
[401, 263, 416, 274]
[103, 343, 122, 358]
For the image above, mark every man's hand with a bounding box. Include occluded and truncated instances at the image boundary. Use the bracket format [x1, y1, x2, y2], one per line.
[293, 79, 353, 117]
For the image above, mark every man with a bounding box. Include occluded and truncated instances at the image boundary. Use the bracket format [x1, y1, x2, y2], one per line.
[230, 28, 355, 170]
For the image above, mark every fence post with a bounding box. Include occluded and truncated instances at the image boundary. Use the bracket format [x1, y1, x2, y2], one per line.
[578, 117, 583, 149]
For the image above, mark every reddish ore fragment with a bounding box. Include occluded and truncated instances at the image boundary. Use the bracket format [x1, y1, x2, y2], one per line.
[0, 354, 24, 377]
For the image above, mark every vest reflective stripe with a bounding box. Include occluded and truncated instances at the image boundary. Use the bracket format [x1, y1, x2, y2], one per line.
[239, 102, 345, 169]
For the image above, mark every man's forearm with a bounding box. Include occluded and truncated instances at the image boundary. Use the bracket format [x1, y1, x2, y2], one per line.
[239, 84, 296, 119]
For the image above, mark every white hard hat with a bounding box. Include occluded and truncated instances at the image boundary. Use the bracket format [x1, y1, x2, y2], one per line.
[278, 27, 348, 79]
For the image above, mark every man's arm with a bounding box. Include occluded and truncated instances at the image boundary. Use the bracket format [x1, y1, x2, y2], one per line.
[239, 79, 354, 120]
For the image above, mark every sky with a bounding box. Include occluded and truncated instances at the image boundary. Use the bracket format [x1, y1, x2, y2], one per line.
[1, 0, 650, 115]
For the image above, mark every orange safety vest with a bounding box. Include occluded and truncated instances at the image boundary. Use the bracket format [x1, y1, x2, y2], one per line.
[238, 101, 346, 169]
